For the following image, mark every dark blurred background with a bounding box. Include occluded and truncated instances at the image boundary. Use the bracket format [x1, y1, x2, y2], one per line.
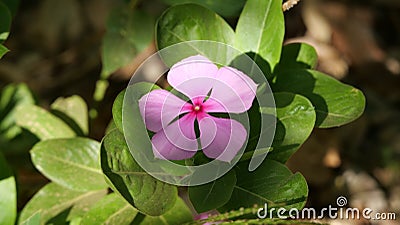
[0, 0, 399, 224]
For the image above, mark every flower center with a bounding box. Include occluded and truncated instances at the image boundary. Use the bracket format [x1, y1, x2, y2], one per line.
[193, 105, 201, 112]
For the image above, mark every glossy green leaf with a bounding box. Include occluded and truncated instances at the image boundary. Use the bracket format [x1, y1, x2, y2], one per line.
[0, 84, 34, 135]
[273, 69, 366, 128]
[20, 212, 40, 225]
[235, 0, 284, 70]
[0, 44, 8, 58]
[112, 84, 160, 134]
[82, 193, 192, 225]
[156, 4, 235, 49]
[156, 4, 237, 67]
[101, 8, 154, 78]
[80, 193, 138, 225]
[0, 152, 16, 225]
[101, 129, 178, 216]
[0, 83, 36, 150]
[15, 105, 76, 140]
[112, 90, 124, 134]
[30, 137, 108, 191]
[159, 0, 246, 17]
[0, 2, 11, 43]
[189, 170, 236, 213]
[19, 183, 107, 225]
[51, 95, 89, 135]
[69, 217, 82, 225]
[261, 92, 316, 163]
[140, 198, 193, 225]
[222, 159, 308, 211]
[274, 43, 318, 73]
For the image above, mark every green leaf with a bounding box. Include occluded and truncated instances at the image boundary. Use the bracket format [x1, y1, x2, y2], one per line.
[0, 2, 11, 43]
[274, 43, 318, 73]
[0, 83, 35, 135]
[101, 129, 178, 216]
[0, 44, 8, 58]
[112, 84, 160, 134]
[261, 92, 316, 163]
[15, 105, 76, 140]
[235, 0, 284, 70]
[82, 193, 192, 225]
[101, 8, 154, 78]
[80, 193, 138, 225]
[30, 137, 108, 191]
[0, 83, 35, 150]
[140, 198, 193, 225]
[112, 90, 125, 134]
[69, 217, 82, 225]
[189, 170, 236, 213]
[222, 159, 308, 211]
[156, 4, 235, 50]
[19, 183, 107, 225]
[0, 152, 16, 225]
[20, 212, 40, 225]
[273, 69, 366, 128]
[159, 0, 246, 17]
[51, 95, 89, 135]
[0, 0, 19, 17]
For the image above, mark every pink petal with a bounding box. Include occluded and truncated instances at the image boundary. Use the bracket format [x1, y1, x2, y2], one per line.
[139, 89, 191, 133]
[152, 113, 198, 160]
[167, 55, 218, 99]
[198, 115, 247, 162]
[205, 66, 257, 113]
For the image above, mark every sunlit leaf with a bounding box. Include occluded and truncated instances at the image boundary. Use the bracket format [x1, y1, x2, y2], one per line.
[19, 183, 107, 225]
[15, 105, 76, 140]
[0, 83, 36, 152]
[51, 95, 89, 135]
[0, 152, 16, 225]
[80, 193, 138, 225]
[30, 138, 108, 191]
[140, 198, 193, 224]
[222, 159, 308, 211]
[81, 193, 192, 225]
[0, 44, 8, 58]
[159, 0, 246, 17]
[262, 92, 316, 163]
[273, 69, 366, 128]
[157, 4, 234, 49]
[235, 0, 284, 69]
[19, 212, 40, 225]
[274, 43, 318, 73]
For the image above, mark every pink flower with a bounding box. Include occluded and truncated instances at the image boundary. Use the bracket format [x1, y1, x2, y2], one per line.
[139, 55, 257, 162]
